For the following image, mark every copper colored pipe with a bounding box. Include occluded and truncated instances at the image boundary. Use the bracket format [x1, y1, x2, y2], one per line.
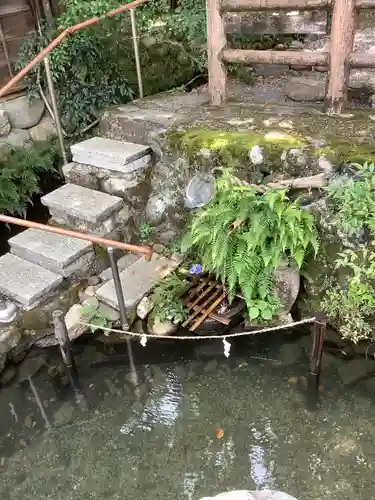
[0, 214, 153, 260]
[0, 0, 148, 98]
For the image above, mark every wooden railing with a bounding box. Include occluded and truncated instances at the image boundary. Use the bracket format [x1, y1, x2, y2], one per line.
[207, 0, 375, 113]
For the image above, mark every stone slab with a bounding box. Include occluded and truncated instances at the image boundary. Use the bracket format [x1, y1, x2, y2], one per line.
[0, 254, 63, 309]
[71, 136, 152, 173]
[99, 253, 141, 282]
[9, 229, 93, 277]
[95, 253, 178, 311]
[41, 184, 123, 224]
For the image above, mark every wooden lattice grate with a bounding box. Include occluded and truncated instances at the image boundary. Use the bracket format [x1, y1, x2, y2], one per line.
[181, 277, 228, 331]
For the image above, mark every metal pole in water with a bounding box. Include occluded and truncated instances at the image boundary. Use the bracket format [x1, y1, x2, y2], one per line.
[107, 247, 138, 386]
[28, 376, 51, 431]
[107, 247, 129, 329]
[53, 310, 74, 369]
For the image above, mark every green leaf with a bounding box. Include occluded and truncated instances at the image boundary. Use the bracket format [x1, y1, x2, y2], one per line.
[249, 307, 260, 320]
[260, 308, 272, 320]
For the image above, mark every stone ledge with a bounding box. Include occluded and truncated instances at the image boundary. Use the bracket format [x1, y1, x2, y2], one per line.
[71, 136, 152, 173]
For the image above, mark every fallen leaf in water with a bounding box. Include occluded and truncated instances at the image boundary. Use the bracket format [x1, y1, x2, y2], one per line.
[216, 428, 224, 439]
[318, 384, 324, 393]
[288, 376, 299, 384]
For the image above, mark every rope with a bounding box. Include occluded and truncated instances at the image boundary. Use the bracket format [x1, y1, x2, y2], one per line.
[80, 317, 315, 340]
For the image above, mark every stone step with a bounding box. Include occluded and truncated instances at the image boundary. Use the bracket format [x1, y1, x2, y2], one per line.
[0, 254, 63, 310]
[71, 136, 152, 173]
[41, 184, 124, 235]
[95, 253, 179, 311]
[9, 228, 94, 278]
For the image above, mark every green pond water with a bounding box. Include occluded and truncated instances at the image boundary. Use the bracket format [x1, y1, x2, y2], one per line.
[0, 330, 374, 500]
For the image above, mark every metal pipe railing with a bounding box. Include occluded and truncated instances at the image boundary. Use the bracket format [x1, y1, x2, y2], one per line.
[0, 214, 152, 259]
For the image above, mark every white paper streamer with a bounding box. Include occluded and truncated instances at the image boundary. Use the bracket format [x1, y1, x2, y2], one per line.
[223, 338, 231, 358]
[140, 335, 148, 347]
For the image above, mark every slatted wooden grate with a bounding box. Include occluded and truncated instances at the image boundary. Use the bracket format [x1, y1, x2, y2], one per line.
[182, 277, 228, 331]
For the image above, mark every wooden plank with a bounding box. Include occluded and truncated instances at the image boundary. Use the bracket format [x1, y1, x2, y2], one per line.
[1, 11, 35, 39]
[0, 1, 30, 17]
[182, 285, 224, 328]
[0, 36, 30, 61]
[184, 301, 230, 325]
[220, 0, 330, 12]
[325, 0, 356, 114]
[190, 293, 227, 331]
[350, 52, 375, 68]
[207, 0, 227, 105]
[356, 0, 375, 7]
[222, 48, 328, 66]
[184, 281, 219, 314]
[224, 11, 327, 35]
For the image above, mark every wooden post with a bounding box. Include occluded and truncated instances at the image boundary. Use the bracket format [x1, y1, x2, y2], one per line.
[207, 0, 227, 105]
[308, 314, 326, 393]
[325, 0, 356, 114]
[53, 309, 75, 369]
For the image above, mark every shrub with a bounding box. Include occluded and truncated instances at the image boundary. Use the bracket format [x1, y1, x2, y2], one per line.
[0, 140, 61, 217]
[321, 161, 375, 342]
[181, 170, 318, 320]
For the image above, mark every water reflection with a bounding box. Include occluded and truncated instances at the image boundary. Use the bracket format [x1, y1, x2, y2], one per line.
[1, 338, 375, 500]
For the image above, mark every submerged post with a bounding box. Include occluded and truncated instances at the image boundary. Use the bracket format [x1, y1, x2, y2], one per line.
[207, 0, 227, 105]
[325, 0, 356, 114]
[53, 309, 74, 369]
[308, 314, 327, 392]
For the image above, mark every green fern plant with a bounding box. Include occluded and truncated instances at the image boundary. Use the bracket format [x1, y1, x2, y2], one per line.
[0, 140, 61, 217]
[181, 170, 319, 317]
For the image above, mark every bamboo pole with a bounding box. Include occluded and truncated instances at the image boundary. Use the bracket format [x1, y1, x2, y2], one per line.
[325, 0, 357, 114]
[207, 0, 227, 105]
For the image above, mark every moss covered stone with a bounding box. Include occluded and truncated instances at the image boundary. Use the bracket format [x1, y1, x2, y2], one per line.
[160, 104, 375, 180]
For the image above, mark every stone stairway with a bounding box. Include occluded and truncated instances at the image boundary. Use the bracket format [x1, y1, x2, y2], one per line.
[0, 133, 178, 334]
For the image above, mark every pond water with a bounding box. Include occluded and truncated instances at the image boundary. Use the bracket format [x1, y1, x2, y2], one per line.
[0, 329, 375, 500]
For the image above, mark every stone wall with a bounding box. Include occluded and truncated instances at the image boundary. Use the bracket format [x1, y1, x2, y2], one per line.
[0, 95, 56, 150]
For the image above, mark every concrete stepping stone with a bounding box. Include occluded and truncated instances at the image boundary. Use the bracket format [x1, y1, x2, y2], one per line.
[71, 136, 152, 173]
[41, 184, 123, 224]
[95, 253, 179, 311]
[0, 253, 63, 309]
[9, 228, 94, 277]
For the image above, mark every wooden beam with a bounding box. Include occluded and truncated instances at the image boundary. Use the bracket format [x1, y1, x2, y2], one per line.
[207, 0, 227, 105]
[222, 49, 328, 66]
[224, 10, 327, 35]
[350, 52, 375, 68]
[325, 0, 356, 114]
[219, 0, 375, 11]
[222, 49, 375, 68]
[356, 0, 375, 8]
[220, 0, 330, 12]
